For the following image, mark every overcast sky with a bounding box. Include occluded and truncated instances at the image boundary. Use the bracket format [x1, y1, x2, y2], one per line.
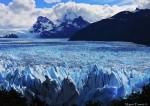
[0, 0, 150, 29]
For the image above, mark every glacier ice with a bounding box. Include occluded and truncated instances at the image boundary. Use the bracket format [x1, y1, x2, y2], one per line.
[0, 40, 149, 105]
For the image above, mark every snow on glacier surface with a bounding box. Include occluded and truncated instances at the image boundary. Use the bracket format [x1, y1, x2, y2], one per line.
[0, 39, 150, 105]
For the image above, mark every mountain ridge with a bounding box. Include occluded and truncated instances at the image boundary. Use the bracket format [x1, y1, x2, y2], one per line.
[70, 9, 150, 46]
[30, 16, 90, 38]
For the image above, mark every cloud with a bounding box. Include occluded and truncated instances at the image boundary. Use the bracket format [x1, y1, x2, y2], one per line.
[134, 0, 150, 9]
[9, 0, 36, 13]
[0, 0, 54, 29]
[53, 2, 136, 23]
[44, 0, 61, 4]
[0, 0, 138, 29]
[118, 0, 150, 9]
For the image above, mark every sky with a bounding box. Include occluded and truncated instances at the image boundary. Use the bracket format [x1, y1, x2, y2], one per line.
[0, 0, 150, 29]
[0, 0, 129, 7]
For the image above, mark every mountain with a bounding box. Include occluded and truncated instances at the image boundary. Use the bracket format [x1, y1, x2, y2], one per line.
[0, 16, 89, 39]
[30, 16, 55, 34]
[30, 16, 90, 38]
[70, 9, 150, 46]
[0, 33, 18, 38]
[0, 29, 37, 38]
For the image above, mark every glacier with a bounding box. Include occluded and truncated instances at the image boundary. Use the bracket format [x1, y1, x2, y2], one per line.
[0, 39, 150, 106]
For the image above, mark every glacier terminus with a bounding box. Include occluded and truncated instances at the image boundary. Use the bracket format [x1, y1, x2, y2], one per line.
[0, 39, 150, 106]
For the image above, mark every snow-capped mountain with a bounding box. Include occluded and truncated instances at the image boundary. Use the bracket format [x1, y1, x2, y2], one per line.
[0, 15, 89, 39]
[30, 16, 56, 34]
[30, 16, 90, 38]
[70, 9, 150, 46]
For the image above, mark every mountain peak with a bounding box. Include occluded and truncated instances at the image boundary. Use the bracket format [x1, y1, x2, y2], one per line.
[135, 8, 141, 12]
[30, 16, 55, 33]
[37, 16, 50, 22]
[62, 13, 78, 22]
[72, 16, 89, 28]
[73, 16, 84, 22]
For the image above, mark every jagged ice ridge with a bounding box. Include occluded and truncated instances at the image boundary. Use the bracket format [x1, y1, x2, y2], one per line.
[0, 40, 150, 105]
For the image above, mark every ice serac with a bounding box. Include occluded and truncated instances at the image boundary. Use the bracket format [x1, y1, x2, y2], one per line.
[42, 75, 60, 104]
[0, 61, 150, 105]
[57, 78, 79, 105]
[77, 65, 150, 105]
[79, 65, 121, 105]
[0, 73, 3, 83]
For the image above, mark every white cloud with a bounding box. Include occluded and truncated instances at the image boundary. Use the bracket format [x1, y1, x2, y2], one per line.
[53, 2, 136, 23]
[0, 0, 142, 29]
[44, 0, 61, 4]
[9, 0, 36, 13]
[134, 0, 150, 9]
[0, 0, 54, 29]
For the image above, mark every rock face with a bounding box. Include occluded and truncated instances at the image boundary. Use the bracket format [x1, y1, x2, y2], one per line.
[30, 16, 90, 38]
[70, 9, 150, 46]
